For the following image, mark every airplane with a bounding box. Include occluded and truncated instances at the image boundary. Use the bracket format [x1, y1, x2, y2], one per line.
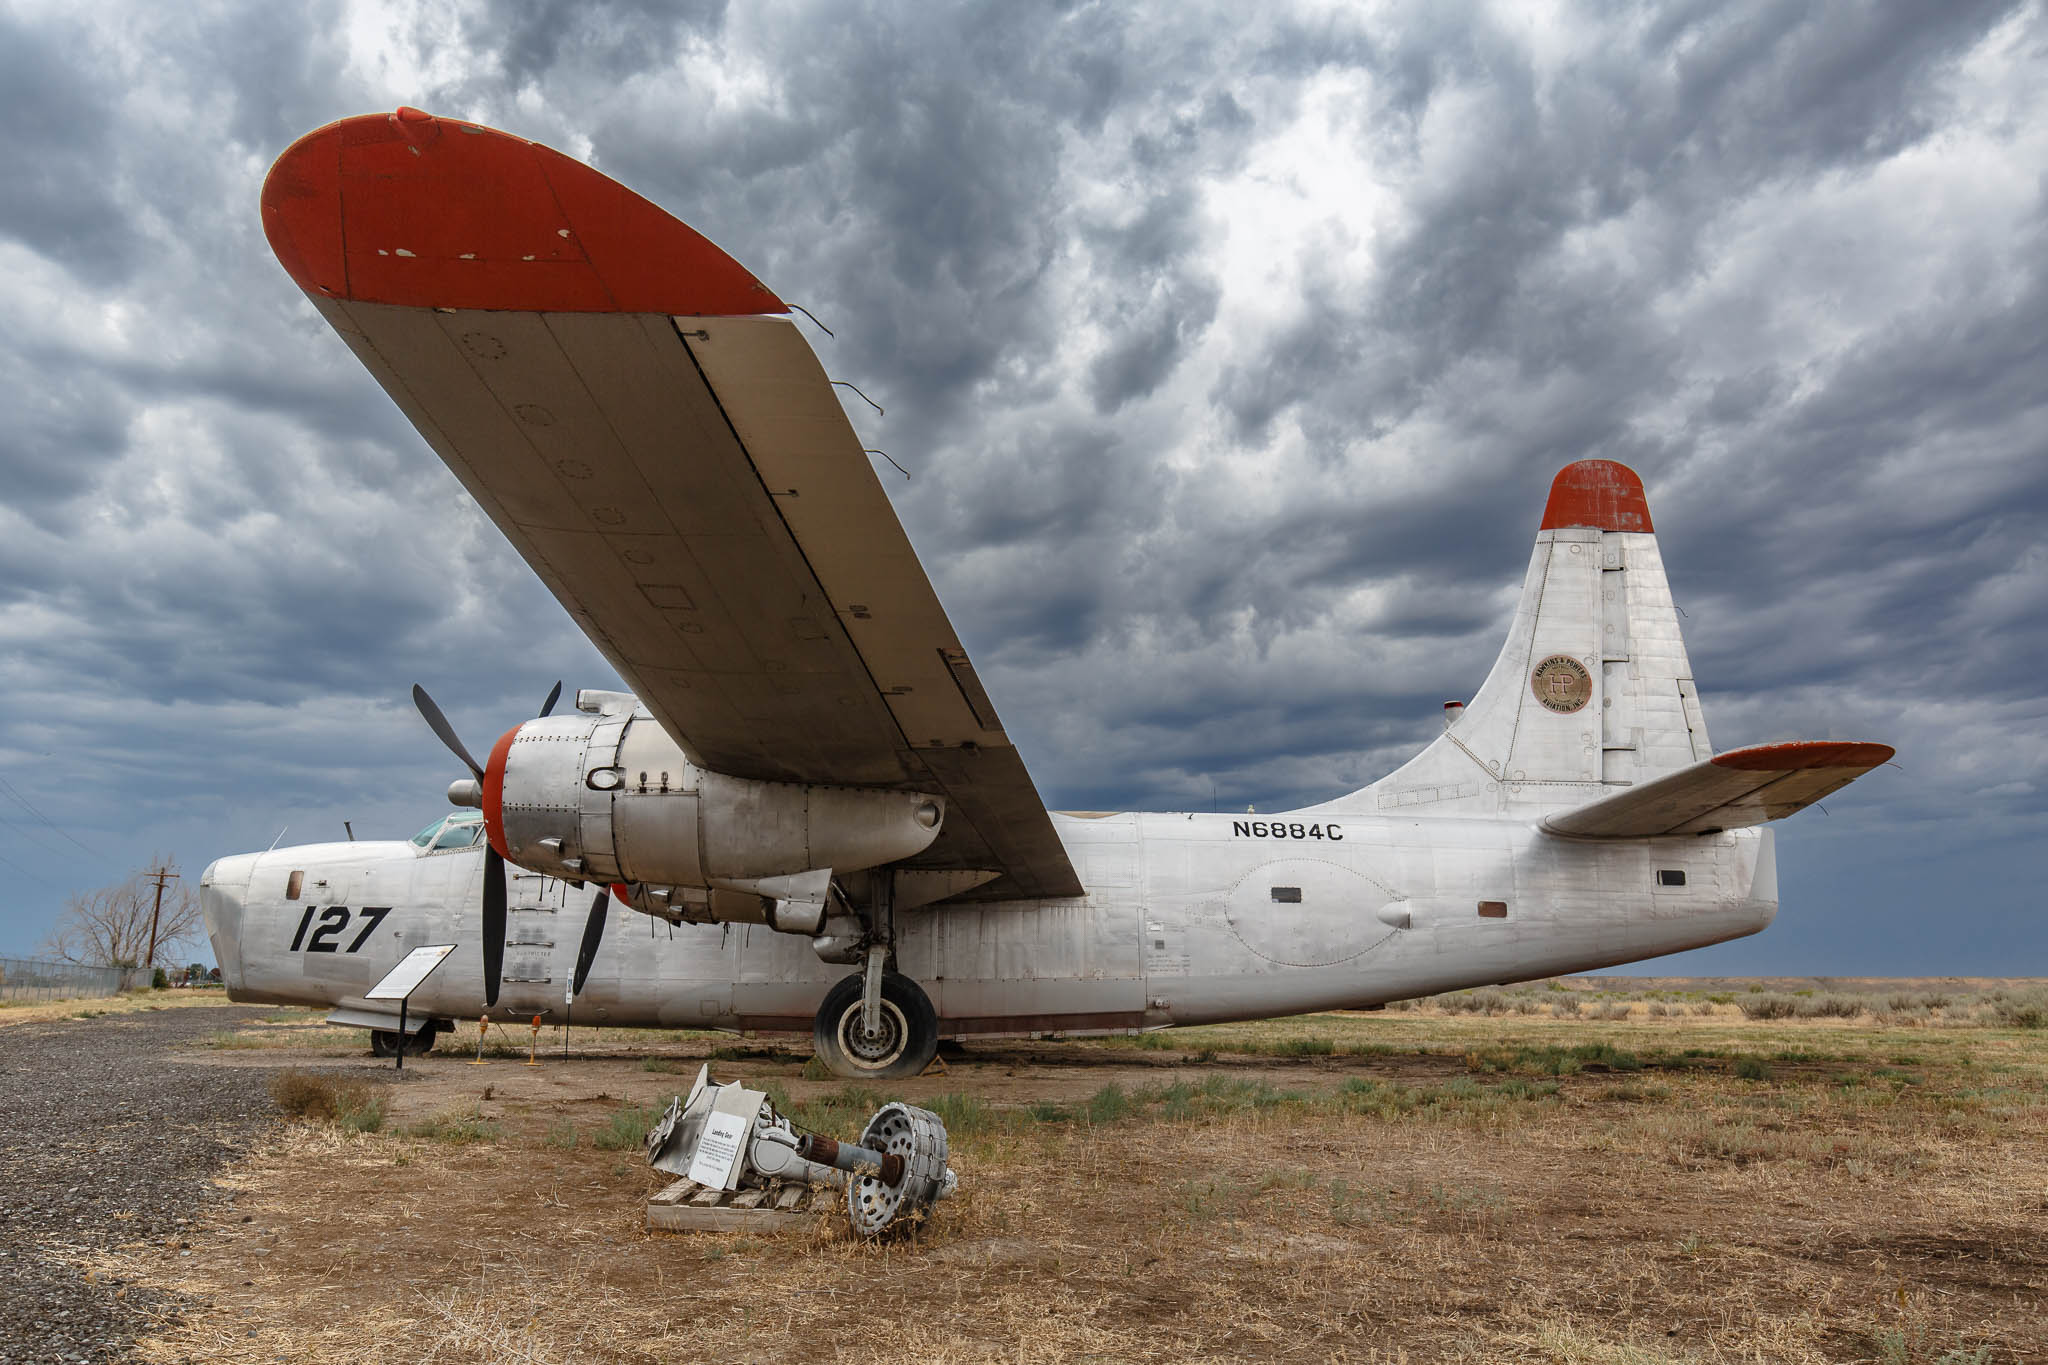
[201, 109, 1893, 1077]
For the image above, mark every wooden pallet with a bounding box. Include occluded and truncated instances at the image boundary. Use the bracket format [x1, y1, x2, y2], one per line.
[646, 1177, 841, 1233]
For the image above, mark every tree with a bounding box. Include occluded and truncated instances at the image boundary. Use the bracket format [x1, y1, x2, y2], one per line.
[44, 860, 203, 970]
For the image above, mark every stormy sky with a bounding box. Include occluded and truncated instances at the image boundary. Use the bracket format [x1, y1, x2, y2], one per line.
[0, 0, 2041, 975]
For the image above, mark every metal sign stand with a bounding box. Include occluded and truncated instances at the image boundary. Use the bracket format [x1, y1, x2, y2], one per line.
[364, 945, 457, 1073]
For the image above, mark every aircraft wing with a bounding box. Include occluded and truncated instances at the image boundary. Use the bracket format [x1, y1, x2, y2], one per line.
[1541, 742, 1895, 840]
[262, 110, 1081, 901]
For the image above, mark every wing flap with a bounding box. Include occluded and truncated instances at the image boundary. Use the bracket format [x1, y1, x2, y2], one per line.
[1542, 741, 1894, 840]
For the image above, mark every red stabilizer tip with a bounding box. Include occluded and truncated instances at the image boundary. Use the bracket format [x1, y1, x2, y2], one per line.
[261, 111, 787, 316]
[1711, 741, 1896, 772]
[1540, 460, 1654, 533]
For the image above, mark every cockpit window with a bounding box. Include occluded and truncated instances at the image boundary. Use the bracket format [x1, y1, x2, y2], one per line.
[412, 812, 485, 850]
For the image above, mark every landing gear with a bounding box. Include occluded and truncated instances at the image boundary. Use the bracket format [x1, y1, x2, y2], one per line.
[369, 1027, 435, 1058]
[812, 971, 938, 1080]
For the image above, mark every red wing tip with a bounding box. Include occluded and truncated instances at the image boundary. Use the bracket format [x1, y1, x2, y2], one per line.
[261, 110, 788, 316]
[1712, 742, 1895, 772]
[1540, 460, 1654, 533]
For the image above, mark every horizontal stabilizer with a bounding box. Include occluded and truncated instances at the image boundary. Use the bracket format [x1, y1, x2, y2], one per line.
[1541, 742, 1894, 840]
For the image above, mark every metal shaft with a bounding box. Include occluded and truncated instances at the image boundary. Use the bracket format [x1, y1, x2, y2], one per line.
[796, 1134, 904, 1186]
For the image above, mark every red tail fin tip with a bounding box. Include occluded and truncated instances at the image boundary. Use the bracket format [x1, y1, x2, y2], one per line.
[1540, 460, 1653, 533]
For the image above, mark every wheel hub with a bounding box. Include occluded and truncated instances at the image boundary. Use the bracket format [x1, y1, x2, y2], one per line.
[838, 999, 907, 1067]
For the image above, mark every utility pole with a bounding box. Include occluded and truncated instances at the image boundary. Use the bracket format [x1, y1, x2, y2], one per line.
[144, 866, 179, 971]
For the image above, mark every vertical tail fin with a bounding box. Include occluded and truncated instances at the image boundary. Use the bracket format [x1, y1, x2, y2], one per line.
[1350, 460, 1710, 816]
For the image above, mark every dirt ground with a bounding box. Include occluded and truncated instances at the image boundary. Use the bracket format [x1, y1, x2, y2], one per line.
[82, 988, 2048, 1362]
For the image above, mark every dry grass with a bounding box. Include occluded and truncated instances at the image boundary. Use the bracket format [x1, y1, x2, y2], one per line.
[104, 990, 2048, 1363]
[0, 987, 231, 1029]
[267, 1069, 385, 1132]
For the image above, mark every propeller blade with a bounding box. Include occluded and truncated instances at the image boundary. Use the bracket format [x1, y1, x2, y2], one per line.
[572, 888, 609, 997]
[538, 681, 562, 718]
[482, 844, 507, 1008]
[411, 684, 485, 780]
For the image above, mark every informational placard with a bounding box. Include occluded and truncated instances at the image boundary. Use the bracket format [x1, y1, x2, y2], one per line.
[364, 944, 457, 1001]
[687, 1110, 751, 1190]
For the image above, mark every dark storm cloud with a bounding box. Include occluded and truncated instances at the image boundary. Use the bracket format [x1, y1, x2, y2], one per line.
[0, 14, 134, 280]
[459, 0, 725, 90]
[0, 0, 2040, 972]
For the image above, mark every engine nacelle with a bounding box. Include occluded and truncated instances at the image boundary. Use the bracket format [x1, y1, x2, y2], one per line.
[481, 700, 944, 891]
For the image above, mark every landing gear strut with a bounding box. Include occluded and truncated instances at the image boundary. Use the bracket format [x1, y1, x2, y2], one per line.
[812, 970, 938, 1079]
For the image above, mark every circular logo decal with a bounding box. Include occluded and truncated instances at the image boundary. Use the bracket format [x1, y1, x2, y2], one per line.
[1531, 655, 1592, 713]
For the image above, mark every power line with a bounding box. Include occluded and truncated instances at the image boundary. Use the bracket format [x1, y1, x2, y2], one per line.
[0, 770, 110, 861]
[0, 844, 61, 890]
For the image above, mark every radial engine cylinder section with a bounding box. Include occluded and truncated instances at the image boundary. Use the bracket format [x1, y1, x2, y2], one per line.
[490, 711, 945, 888]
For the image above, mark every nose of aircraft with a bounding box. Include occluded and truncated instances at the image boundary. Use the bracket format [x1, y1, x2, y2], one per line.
[200, 853, 258, 994]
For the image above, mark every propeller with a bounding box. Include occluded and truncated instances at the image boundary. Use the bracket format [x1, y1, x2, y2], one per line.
[411, 684, 483, 780]
[572, 886, 610, 996]
[409, 681, 563, 1010]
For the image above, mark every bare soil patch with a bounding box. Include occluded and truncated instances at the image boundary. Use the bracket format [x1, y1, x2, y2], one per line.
[103, 997, 2047, 1363]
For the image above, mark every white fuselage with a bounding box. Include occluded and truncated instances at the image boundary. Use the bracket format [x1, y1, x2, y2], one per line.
[202, 810, 1774, 1035]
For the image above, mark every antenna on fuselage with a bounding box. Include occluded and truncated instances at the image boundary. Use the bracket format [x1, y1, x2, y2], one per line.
[343, 821, 355, 842]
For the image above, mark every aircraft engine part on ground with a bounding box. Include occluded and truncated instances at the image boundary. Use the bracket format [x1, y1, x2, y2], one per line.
[644, 1066, 956, 1238]
[845, 1102, 954, 1238]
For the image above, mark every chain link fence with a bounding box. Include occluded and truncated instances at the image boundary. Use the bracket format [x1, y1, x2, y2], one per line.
[0, 955, 127, 1004]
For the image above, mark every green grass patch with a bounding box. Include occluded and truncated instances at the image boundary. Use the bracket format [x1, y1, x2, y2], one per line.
[404, 1104, 501, 1144]
[592, 1103, 662, 1151]
[1465, 1042, 1643, 1076]
[1271, 1036, 1336, 1057]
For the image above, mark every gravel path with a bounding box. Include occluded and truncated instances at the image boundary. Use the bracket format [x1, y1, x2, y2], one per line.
[0, 1005, 279, 1364]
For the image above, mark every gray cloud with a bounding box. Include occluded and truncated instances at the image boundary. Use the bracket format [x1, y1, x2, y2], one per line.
[0, 0, 2040, 974]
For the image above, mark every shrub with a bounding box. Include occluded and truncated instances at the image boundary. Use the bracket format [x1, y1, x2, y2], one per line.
[1550, 998, 1582, 1018]
[1734, 1057, 1773, 1082]
[1085, 1083, 1132, 1124]
[1991, 997, 2048, 1029]
[269, 1070, 383, 1132]
[1739, 995, 1799, 1020]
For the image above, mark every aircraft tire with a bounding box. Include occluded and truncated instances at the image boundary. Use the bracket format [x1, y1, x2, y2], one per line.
[368, 1028, 436, 1058]
[813, 971, 938, 1080]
